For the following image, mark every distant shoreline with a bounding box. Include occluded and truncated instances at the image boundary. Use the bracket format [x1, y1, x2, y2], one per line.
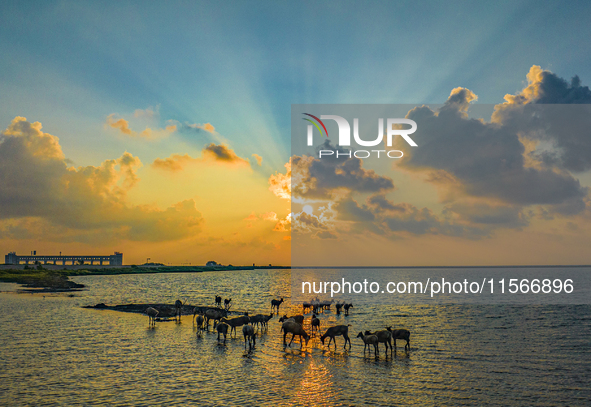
[293, 265, 591, 269]
[0, 264, 290, 274]
[0, 265, 290, 292]
[2, 264, 590, 275]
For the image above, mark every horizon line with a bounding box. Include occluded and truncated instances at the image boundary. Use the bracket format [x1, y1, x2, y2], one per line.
[292, 264, 591, 269]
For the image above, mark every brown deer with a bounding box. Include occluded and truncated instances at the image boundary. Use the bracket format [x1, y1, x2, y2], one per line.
[281, 320, 310, 348]
[145, 307, 158, 327]
[271, 298, 284, 313]
[320, 325, 352, 350]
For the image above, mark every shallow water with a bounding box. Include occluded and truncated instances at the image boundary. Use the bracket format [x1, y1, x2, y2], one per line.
[0, 269, 590, 406]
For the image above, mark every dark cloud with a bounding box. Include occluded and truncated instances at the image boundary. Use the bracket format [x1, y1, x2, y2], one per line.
[152, 143, 251, 172]
[367, 194, 407, 213]
[400, 84, 587, 209]
[492, 67, 591, 173]
[334, 198, 375, 222]
[383, 209, 441, 235]
[443, 202, 528, 228]
[203, 143, 248, 164]
[296, 194, 490, 239]
[292, 140, 395, 199]
[291, 67, 591, 243]
[381, 204, 486, 238]
[506, 66, 591, 104]
[297, 212, 327, 229]
[314, 231, 337, 239]
[549, 196, 588, 216]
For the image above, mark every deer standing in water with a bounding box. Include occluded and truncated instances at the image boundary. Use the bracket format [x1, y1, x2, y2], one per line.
[386, 327, 411, 351]
[271, 297, 284, 313]
[175, 299, 186, 322]
[320, 325, 352, 350]
[216, 322, 229, 345]
[344, 303, 353, 316]
[311, 314, 321, 333]
[145, 307, 158, 327]
[243, 325, 256, 349]
[204, 308, 227, 329]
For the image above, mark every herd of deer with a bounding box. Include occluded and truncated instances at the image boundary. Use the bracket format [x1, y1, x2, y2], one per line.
[302, 299, 354, 316]
[144, 296, 411, 354]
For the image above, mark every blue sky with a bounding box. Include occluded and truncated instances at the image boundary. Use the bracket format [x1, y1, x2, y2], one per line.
[2, 1, 591, 265]
[2, 0, 590, 170]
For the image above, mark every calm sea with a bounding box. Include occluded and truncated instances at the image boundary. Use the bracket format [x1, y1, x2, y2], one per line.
[0, 268, 589, 406]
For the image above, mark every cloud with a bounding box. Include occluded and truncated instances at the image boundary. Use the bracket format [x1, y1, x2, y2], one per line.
[105, 114, 177, 139]
[446, 87, 478, 113]
[296, 212, 327, 229]
[291, 191, 488, 239]
[288, 67, 591, 254]
[500, 65, 591, 105]
[352, 195, 486, 238]
[106, 114, 134, 135]
[244, 212, 258, 221]
[399, 84, 587, 209]
[240, 211, 286, 232]
[269, 160, 291, 200]
[367, 194, 407, 213]
[314, 231, 337, 239]
[492, 66, 591, 173]
[291, 140, 395, 200]
[0, 117, 203, 243]
[273, 213, 292, 232]
[382, 206, 473, 236]
[289, 205, 340, 236]
[151, 154, 193, 172]
[202, 143, 249, 165]
[138, 125, 177, 139]
[134, 106, 159, 119]
[262, 212, 278, 221]
[151, 143, 250, 172]
[330, 195, 485, 238]
[334, 198, 375, 222]
[252, 153, 263, 166]
[442, 201, 528, 228]
[271, 143, 395, 204]
[183, 122, 216, 134]
[202, 123, 215, 133]
[172, 121, 227, 146]
[108, 109, 220, 144]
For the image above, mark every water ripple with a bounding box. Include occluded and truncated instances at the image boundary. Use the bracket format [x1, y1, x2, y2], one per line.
[0, 269, 589, 406]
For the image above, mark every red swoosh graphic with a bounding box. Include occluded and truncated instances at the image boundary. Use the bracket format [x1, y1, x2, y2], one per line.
[303, 113, 328, 137]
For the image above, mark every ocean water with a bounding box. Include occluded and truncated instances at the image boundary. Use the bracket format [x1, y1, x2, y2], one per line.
[0, 268, 590, 406]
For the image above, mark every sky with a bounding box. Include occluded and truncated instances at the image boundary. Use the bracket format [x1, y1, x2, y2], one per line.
[1, 0, 591, 266]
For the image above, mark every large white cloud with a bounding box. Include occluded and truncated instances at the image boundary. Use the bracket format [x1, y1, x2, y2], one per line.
[401, 81, 588, 209]
[0, 117, 203, 242]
